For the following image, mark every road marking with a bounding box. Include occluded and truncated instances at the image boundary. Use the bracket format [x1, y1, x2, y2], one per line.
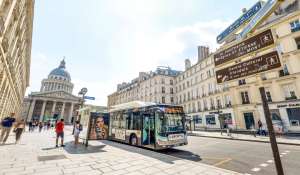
[284, 150, 290, 153]
[281, 152, 287, 155]
[267, 160, 273, 163]
[260, 163, 269, 167]
[251, 168, 261, 172]
[213, 158, 232, 166]
[280, 155, 283, 157]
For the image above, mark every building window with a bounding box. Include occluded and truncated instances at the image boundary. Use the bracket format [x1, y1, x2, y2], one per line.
[161, 78, 165, 84]
[162, 87, 165, 93]
[187, 81, 190, 87]
[162, 97, 165, 103]
[238, 79, 246, 85]
[283, 84, 297, 100]
[295, 37, 300, 50]
[170, 88, 173, 94]
[203, 99, 208, 110]
[170, 79, 173, 85]
[206, 115, 216, 125]
[241, 91, 250, 104]
[210, 98, 215, 110]
[279, 64, 290, 77]
[197, 101, 201, 112]
[188, 92, 191, 101]
[290, 19, 300, 33]
[266, 90, 272, 102]
[170, 97, 174, 104]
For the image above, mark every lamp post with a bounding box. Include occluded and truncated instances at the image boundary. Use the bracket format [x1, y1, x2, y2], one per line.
[73, 87, 88, 134]
[78, 87, 88, 122]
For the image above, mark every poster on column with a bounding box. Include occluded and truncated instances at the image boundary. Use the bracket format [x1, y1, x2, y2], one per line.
[87, 112, 109, 140]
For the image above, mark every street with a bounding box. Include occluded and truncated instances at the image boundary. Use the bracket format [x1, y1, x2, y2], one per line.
[160, 136, 300, 175]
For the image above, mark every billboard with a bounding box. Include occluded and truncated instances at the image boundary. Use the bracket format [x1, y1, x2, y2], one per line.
[216, 1, 263, 44]
[214, 29, 274, 66]
[216, 51, 281, 83]
[88, 112, 109, 140]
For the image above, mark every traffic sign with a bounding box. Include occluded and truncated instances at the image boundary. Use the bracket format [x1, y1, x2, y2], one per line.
[214, 29, 274, 66]
[84, 96, 95, 100]
[216, 51, 281, 83]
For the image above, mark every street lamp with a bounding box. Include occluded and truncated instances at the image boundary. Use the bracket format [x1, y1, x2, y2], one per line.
[72, 87, 88, 134]
[78, 87, 88, 122]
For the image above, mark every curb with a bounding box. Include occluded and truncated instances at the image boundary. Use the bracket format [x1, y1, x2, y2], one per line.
[188, 133, 300, 146]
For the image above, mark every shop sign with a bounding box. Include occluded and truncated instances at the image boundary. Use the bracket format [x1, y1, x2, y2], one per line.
[216, 1, 263, 44]
[214, 29, 274, 66]
[209, 111, 223, 114]
[216, 51, 281, 83]
[277, 103, 300, 108]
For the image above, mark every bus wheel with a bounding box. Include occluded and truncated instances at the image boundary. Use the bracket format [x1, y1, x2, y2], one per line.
[130, 135, 137, 146]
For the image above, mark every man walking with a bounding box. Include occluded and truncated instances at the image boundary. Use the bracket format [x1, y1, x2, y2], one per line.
[0, 113, 16, 144]
[258, 119, 263, 136]
[55, 119, 65, 147]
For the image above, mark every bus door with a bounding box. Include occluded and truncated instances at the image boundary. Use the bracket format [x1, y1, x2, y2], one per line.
[142, 113, 155, 147]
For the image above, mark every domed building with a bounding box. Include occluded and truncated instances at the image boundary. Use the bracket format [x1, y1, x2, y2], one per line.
[25, 59, 81, 124]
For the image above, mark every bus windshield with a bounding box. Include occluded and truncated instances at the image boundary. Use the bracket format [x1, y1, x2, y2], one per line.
[157, 112, 184, 133]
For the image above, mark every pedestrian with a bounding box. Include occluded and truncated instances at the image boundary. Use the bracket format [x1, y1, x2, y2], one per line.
[28, 121, 33, 132]
[55, 119, 65, 147]
[74, 121, 82, 145]
[0, 113, 16, 144]
[38, 122, 43, 132]
[14, 119, 25, 144]
[258, 120, 263, 136]
[47, 121, 51, 130]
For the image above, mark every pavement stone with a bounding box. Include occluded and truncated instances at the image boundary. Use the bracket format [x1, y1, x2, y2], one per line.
[0, 126, 241, 175]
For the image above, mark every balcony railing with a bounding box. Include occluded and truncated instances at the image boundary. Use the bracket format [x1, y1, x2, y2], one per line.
[279, 70, 290, 77]
[285, 96, 297, 100]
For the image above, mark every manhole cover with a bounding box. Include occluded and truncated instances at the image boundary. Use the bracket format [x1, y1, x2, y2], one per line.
[38, 155, 66, 161]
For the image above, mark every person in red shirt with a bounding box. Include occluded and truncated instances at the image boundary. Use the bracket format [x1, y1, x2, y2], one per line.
[55, 119, 65, 147]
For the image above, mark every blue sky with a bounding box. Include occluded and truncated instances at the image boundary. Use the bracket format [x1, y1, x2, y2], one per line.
[27, 0, 257, 106]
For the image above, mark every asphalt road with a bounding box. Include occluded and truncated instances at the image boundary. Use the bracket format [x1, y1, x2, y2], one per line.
[159, 136, 300, 175]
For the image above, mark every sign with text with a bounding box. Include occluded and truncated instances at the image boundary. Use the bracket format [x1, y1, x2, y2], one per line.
[214, 29, 274, 66]
[216, 1, 263, 44]
[84, 96, 95, 100]
[216, 51, 281, 83]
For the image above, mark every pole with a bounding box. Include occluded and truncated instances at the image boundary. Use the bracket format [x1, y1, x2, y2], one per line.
[259, 87, 284, 175]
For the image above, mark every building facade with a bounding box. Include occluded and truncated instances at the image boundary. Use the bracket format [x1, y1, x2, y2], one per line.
[108, 0, 300, 132]
[218, 0, 300, 132]
[107, 67, 181, 109]
[24, 60, 81, 124]
[0, 0, 34, 120]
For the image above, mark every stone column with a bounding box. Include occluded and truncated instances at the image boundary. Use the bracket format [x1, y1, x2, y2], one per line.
[51, 101, 56, 116]
[69, 103, 74, 123]
[40, 100, 46, 122]
[27, 99, 36, 122]
[60, 102, 65, 119]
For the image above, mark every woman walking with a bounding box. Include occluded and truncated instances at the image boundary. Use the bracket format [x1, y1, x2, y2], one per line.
[14, 119, 25, 144]
[74, 121, 82, 145]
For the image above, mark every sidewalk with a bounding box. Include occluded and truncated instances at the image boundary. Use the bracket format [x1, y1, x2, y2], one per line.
[189, 131, 300, 146]
[0, 128, 241, 175]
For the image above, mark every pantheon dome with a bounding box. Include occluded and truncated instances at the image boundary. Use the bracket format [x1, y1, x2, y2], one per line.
[40, 59, 74, 93]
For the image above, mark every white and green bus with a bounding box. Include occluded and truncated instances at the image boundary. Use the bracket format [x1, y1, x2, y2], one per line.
[109, 101, 188, 150]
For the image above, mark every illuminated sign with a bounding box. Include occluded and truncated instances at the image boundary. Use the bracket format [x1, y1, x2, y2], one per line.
[216, 51, 281, 83]
[214, 29, 274, 66]
[216, 1, 263, 44]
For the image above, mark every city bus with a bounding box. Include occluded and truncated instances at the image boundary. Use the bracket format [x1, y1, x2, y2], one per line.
[109, 101, 188, 150]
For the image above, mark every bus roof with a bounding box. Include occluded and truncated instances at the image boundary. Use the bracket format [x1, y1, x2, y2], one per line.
[109, 101, 182, 112]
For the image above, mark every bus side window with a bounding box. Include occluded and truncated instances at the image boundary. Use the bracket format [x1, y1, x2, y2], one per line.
[133, 112, 141, 130]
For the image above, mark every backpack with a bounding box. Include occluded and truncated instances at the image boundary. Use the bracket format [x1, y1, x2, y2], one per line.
[1, 118, 11, 127]
[79, 124, 83, 131]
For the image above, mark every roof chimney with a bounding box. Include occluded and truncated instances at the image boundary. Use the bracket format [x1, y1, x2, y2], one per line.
[197, 46, 209, 62]
[185, 59, 191, 70]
